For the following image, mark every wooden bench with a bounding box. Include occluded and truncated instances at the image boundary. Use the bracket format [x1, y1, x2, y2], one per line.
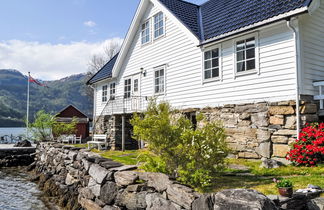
[87, 134, 108, 150]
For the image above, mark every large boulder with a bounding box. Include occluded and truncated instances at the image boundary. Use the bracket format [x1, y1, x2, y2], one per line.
[212, 189, 278, 210]
[89, 163, 109, 184]
[146, 193, 181, 210]
[166, 183, 199, 209]
[139, 172, 173, 192]
[100, 181, 118, 205]
[14, 140, 32, 147]
[114, 171, 139, 186]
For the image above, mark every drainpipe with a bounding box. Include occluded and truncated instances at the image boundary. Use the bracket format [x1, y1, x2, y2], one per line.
[89, 84, 96, 134]
[287, 18, 301, 138]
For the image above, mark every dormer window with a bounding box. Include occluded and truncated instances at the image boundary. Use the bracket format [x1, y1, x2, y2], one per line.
[141, 20, 150, 45]
[154, 12, 164, 39]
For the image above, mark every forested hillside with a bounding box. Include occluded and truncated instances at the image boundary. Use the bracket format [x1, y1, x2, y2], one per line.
[0, 69, 92, 127]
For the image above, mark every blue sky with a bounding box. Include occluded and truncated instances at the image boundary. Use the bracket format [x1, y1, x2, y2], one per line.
[0, 0, 208, 79]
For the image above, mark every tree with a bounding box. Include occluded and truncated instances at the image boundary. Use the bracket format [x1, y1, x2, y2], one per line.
[85, 39, 122, 98]
[87, 40, 122, 78]
[30, 110, 55, 141]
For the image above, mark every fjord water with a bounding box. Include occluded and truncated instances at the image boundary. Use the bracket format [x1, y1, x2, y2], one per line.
[0, 168, 48, 210]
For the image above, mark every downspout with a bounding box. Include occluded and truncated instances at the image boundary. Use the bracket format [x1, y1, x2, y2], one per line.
[287, 18, 301, 137]
[89, 84, 97, 133]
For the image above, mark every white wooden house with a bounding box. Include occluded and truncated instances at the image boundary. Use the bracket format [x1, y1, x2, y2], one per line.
[87, 0, 324, 159]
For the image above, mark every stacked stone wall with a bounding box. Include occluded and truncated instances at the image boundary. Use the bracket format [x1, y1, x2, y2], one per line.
[95, 96, 319, 160]
[34, 143, 323, 210]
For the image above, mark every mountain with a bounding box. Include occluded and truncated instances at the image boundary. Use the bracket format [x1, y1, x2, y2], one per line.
[0, 69, 93, 127]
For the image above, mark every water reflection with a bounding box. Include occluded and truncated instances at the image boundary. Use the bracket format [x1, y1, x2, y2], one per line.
[0, 168, 48, 210]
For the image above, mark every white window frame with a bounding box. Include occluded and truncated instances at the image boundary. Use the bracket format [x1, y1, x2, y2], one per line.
[141, 19, 151, 45]
[109, 82, 116, 100]
[153, 12, 165, 40]
[102, 85, 108, 103]
[202, 44, 222, 83]
[233, 32, 260, 78]
[124, 78, 132, 99]
[153, 65, 166, 96]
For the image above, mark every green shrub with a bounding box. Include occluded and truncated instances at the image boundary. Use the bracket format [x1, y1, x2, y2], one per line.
[131, 100, 230, 189]
[274, 178, 293, 188]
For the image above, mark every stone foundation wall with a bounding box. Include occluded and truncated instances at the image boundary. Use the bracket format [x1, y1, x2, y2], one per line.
[94, 114, 138, 150]
[191, 96, 319, 160]
[95, 96, 319, 160]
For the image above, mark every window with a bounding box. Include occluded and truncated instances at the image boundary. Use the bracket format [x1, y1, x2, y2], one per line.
[141, 20, 150, 44]
[110, 83, 116, 100]
[236, 37, 256, 73]
[124, 79, 131, 98]
[134, 79, 139, 92]
[204, 48, 220, 80]
[154, 67, 165, 94]
[154, 12, 164, 39]
[102, 85, 108, 102]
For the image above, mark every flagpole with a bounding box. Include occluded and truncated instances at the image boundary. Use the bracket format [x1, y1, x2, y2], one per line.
[26, 72, 30, 140]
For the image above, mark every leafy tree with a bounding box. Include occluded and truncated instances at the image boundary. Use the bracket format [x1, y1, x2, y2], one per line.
[30, 110, 55, 141]
[131, 100, 230, 189]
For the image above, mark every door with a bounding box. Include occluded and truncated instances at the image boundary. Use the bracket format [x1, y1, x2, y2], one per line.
[132, 74, 141, 111]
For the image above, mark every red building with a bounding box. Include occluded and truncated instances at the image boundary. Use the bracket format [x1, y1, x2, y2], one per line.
[56, 105, 90, 139]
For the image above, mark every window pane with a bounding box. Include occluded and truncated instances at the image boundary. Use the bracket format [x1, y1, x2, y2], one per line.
[236, 41, 245, 51]
[204, 60, 211, 69]
[246, 38, 255, 49]
[204, 51, 211, 60]
[204, 70, 211, 79]
[237, 62, 245, 72]
[212, 49, 219, 58]
[159, 28, 163, 36]
[155, 86, 159, 93]
[212, 68, 219, 78]
[237, 51, 245, 61]
[246, 59, 255, 70]
[212, 58, 219, 68]
[160, 69, 164, 76]
[246, 48, 255, 59]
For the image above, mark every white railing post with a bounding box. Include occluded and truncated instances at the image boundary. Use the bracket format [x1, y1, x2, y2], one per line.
[313, 81, 324, 110]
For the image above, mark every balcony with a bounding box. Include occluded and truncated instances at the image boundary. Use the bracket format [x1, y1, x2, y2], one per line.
[100, 96, 149, 116]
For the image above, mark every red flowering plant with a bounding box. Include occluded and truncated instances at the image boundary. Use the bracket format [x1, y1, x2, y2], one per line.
[286, 123, 324, 166]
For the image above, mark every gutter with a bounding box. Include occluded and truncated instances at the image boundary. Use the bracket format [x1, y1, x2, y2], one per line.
[287, 18, 301, 137]
[199, 7, 309, 47]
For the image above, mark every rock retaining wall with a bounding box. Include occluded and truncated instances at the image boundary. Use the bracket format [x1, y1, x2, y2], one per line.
[0, 147, 35, 167]
[34, 143, 282, 210]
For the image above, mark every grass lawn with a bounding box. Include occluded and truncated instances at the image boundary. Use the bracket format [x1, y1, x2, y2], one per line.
[71, 144, 323, 195]
[209, 159, 324, 195]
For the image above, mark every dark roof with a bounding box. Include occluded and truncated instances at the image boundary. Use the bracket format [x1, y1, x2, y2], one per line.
[158, 0, 200, 38]
[88, 0, 312, 84]
[56, 105, 88, 118]
[86, 53, 119, 85]
[159, 0, 312, 41]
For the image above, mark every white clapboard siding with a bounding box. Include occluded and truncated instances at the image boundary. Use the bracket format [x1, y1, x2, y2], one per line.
[95, 2, 298, 115]
[300, 2, 324, 95]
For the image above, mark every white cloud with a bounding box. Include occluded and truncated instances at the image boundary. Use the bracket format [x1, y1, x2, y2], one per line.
[84, 20, 97, 27]
[0, 37, 123, 80]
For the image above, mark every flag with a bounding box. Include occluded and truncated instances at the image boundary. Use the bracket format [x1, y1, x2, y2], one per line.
[28, 75, 48, 87]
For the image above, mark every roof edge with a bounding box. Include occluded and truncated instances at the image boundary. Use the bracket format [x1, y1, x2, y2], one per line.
[199, 6, 309, 46]
[86, 53, 119, 85]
